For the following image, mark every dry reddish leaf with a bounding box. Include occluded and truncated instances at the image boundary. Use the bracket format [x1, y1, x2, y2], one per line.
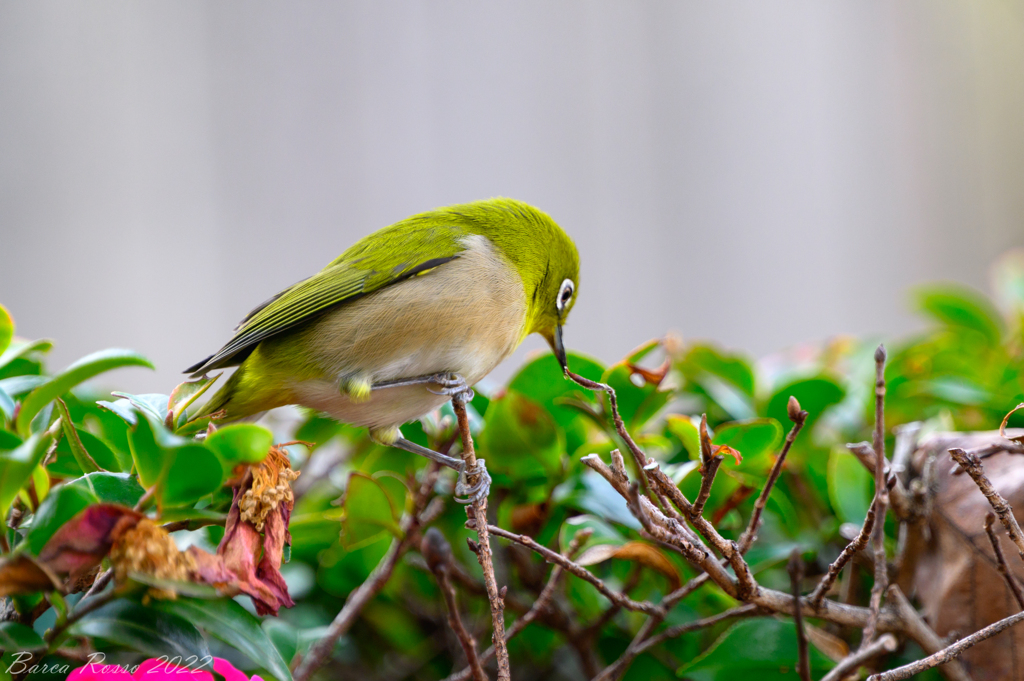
[40, 504, 143, 582]
[510, 503, 549, 536]
[1000, 404, 1024, 444]
[904, 431, 1024, 680]
[712, 444, 743, 465]
[627, 359, 671, 387]
[0, 554, 62, 597]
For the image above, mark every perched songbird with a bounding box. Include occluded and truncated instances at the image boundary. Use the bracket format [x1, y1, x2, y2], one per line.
[187, 198, 579, 501]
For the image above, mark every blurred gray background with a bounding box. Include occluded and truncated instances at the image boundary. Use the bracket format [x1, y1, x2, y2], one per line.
[1, 1, 1023, 393]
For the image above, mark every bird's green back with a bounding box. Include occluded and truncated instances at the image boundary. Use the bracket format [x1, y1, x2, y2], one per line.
[187, 198, 578, 376]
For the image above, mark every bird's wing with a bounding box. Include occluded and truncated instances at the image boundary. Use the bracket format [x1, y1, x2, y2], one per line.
[186, 220, 468, 375]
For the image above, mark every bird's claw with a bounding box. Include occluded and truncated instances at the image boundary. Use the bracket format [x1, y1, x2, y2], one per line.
[427, 372, 473, 399]
[454, 458, 491, 505]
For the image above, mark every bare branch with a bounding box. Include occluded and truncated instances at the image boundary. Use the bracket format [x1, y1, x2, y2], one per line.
[864, 344, 890, 645]
[423, 528, 487, 681]
[788, 549, 811, 681]
[884, 585, 971, 681]
[985, 512, 1024, 609]
[810, 499, 877, 607]
[949, 447, 1024, 561]
[487, 524, 661, 615]
[737, 396, 807, 553]
[820, 634, 897, 681]
[868, 609, 1024, 681]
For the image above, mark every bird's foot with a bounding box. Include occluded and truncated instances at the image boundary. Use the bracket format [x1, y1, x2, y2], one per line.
[454, 458, 491, 505]
[426, 372, 473, 399]
[339, 374, 373, 403]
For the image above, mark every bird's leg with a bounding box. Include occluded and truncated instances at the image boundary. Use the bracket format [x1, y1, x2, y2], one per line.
[371, 372, 474, 399]
[389, 436, 491, 505]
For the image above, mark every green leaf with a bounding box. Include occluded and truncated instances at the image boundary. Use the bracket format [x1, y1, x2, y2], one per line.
[479, 389, 564, 487]
[128, 415, 224, 507]
[49, 429, 123, 476]
[0, 338, 54, 374]
[23, 482, 98, 555]
[827, 448, 873, 525]
[678, 618, 833, 680]
[155, 598, 293, 681]
[712, 419, 784, 472]
[54, 398, 102, 474]
[16, 349, 154, 435]
[167, 374, 219, 429]
[508, 351, 605, 454]
[678, 344, 756, 398]
[766, 377, 845, 431]
[0, 384, 14, 421]
[558, 514, 626, 554]
[68, 472, 145, 508]
[109, 392, 169, 423]
[0, 622, 44, 651]
[205, 423, 273, 465]
[0, 305, 12, 358]
[602, 362, 670, 430]
[69, 599, 210, 660]
[0, 376, 46, 398]
[343, 472, 400, 547]
[0, 433, 51, 520]
[666, 415, 704, 460]
[0, 431, 22, 451]
[915, 284, 1004, 345]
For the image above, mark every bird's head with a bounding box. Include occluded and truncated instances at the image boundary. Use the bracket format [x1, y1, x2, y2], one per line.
[525, 229, 579, 374]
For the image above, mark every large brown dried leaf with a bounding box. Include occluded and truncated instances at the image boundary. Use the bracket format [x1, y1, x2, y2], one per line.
[905, 431, 1024, 680]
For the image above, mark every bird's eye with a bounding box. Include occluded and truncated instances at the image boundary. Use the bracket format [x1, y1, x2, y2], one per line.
[557, 279, 574, 312]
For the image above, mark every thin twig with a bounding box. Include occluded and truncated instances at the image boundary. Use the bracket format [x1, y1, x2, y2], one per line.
[634, 603, 762, 656]
[690, 456, 722, 520]
[868, 609, 1024, 681]
[810, 499, 877, 607]
[452, 393, 510, 681]
[423, 528, 487, 681]
[985, 512, 1024, 609]
[884, 585, 971, 681]
[820, 634, 897, 681]
[294, 467, 441, 681]
[444, 528, 592, 681]
[487, 524, 660, 615]
[737, 396, 807, 552]
[949, 447, 1024, 561]
[864, 344, 890, 645]
[788, 549, 811, 681]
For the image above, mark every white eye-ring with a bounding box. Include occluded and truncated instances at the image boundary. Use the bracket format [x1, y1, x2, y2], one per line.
[557, 278, 575, 312]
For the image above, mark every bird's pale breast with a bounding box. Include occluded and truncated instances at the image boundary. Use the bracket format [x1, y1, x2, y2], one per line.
[285, 234, 528, 430]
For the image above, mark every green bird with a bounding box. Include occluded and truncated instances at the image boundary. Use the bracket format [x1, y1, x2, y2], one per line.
[187, 198, 579, 502]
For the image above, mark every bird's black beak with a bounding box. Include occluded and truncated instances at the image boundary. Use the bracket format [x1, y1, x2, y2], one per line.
[548, 325, 568, 374]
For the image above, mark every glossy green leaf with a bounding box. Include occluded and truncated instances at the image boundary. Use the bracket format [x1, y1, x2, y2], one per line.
[0, 430, 22, 451]
[167, 374, 219, 429]
[0, 433, 51, 519]
[678, 618, 833, 680]
[156, 598, 293, 681]
[16, 349, 154, 435]
[70, 599, 210, 660]
[479, 389, 564, 486]
[0, 384, 14, 421]
[827, 448, 873, 525]
[49, 429, 123, 476]
[712, 418, 783, 471]
[666, 415, 702, 459]
[0, 338, 54, 374]
[205, 423, 273, 465]
[343, 472, 399, 548]
[54, 398, 102, 474]
[915, 284, 1004, 345]
[509, 351, 605, 454]
[128, 415, 224, 507]
[0, 622, 45, 651]
[678, 344, 756, 397]
[68, 472, 145, 508]
[766, 377, 845, 431]
[24, 483, 98, 555]
[601, 362, 670, 430]
[0, 305, 12, 358]
[109, 392, 169, 423]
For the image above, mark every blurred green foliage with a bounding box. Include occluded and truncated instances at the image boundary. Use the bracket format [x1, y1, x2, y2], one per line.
[0, 253, 1022, 680]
